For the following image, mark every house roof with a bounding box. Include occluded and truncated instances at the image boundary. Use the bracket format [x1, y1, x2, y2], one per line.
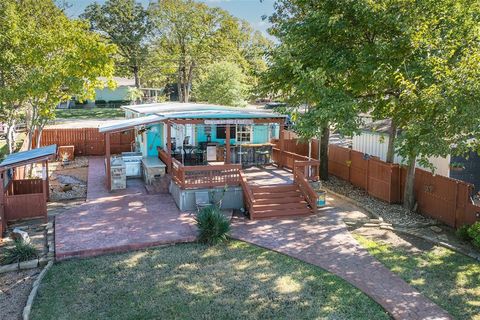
[0, 145, 57, 170]
[122, 102, 285, 118]
[362, 119, 392, 133]
[99, 103, 286, 133]
[98, 77, 136, 87]
[98, 115, 164, 133]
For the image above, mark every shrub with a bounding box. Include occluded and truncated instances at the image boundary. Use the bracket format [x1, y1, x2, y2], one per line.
[467, 222, 480, 248]
[2, 240, 38, 265]
[456, 225, 472, 242]
[195, 206, 230, 245]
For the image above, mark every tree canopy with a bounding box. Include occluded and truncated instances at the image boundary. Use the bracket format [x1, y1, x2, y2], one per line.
[148, 0, 271, 102]
[81, 0, 151, 88]
[194, 61, 248, 107]
[265, 0, 480, 207]
[0, 0, 116, 151]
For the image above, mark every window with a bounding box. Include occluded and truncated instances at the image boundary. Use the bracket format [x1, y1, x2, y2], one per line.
[216, 126, 236, 139]
[236, 124, 252, 143]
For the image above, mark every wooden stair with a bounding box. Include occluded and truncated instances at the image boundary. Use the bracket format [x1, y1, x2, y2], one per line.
[248, 184, 313, 219]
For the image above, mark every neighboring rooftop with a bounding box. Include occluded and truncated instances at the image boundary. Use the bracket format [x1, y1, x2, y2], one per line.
[98, 77, 136, 87]
[362, 119, 392, 133]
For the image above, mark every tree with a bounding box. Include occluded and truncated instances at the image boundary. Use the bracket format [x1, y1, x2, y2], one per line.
[0, 0, 116, 151]
[148, 0, 271, 103]
[264, 2, 363, 180]
[266, 0, 480, 209]
[0, 0, 24, 154]
[194, 61, 248, 107]
[81, 0, 151, 88]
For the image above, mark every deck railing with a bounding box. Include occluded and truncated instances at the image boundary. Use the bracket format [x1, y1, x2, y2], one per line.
[158, 148, 172, 172]
[272, 147, 316, 171]
[171, 157, 241, 189]
[293, 168, 318, 212]
[239, 170, 255, 213]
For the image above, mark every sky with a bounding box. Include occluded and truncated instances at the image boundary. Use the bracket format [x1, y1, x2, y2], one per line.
[65, 0, 276, 37]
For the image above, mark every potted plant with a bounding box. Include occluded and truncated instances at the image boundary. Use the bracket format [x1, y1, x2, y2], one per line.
[450, 162, 465, 172]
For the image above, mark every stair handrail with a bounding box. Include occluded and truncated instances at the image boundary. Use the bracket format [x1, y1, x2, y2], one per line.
[293, 163, 318, 212]
[239, 170, 255, 212]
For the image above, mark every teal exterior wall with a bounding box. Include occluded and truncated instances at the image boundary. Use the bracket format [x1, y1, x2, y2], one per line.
[145, 123, 163, 157]
[95, 86, 130, 101]
[195, 124, 271, 145]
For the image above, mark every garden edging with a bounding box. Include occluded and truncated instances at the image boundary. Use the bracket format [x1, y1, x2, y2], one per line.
[323, 187, 480, 262]
[22, 260, 53, 320]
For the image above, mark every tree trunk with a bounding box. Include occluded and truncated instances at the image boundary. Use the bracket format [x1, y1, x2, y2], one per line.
[319, 125, 330, 181]
[133, 66, 140, 89]
[5, 120, 16, 154]
[386, 120, 397, 163]
[403, 155, 417, 210]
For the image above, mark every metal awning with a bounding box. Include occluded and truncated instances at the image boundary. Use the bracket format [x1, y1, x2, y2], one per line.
[98, 114, 165, 133]
[0, 145, 57, 170]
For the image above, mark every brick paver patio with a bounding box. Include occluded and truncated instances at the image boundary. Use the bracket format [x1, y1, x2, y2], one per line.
[55, 157, 450, 319]
[55, 157, 196, 260]
[231, 199, 451, 320]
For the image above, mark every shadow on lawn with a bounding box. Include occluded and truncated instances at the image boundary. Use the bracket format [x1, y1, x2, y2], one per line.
[355, 234, 480, 320]
[31, 241, 390, 320]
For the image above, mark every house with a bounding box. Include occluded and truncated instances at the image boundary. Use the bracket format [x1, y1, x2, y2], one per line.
[58, 77, 164, 109]
[352, 119, 480, 192]
[98, 102, 320, 219]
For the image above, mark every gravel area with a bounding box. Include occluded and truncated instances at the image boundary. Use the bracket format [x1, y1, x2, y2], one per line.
[0, 268, 40, 320]
[48, 157, 88, 201]
[323, 176, 437, 227]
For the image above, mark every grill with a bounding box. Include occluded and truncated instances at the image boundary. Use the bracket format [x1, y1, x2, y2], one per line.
[121, 152, 143, 178]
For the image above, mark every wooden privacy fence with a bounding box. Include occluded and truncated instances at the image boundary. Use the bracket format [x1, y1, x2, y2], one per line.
[32, 128, 135, 156]
[273, 133, 480, 228]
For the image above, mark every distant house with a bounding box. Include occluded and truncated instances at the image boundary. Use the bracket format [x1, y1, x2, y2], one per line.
[352, 119, 480, 192]
[58, 77, 164, 109]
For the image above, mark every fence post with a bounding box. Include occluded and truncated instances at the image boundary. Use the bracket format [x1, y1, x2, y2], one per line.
[365, 158, 370, 193]
[453, 181, 459, 228]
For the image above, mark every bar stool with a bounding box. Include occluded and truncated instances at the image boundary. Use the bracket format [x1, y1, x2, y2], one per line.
[255, 147, 270, 166]
[237, 150, 249, 166]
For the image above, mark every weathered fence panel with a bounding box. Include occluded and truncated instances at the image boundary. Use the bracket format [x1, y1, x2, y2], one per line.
[273, 131, 480, 228]
[4, 193, 46, 221]
[32, 128, 134, 156]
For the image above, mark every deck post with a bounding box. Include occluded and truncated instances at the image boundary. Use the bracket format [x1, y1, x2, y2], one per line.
[279, 122, 285, 168]
[105, 132, 111, 191]
[42, 161, 48, 222]
[0, 170, 5, 237]
[45, 161, 50, 201]
[166, 121, 172, 173]
[225, 124, 231, 164]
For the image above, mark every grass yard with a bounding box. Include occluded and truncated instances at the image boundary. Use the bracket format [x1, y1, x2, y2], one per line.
[354, 235, 480, 320]
[32, 241, 389, 320]
[55, 108, 125, 119]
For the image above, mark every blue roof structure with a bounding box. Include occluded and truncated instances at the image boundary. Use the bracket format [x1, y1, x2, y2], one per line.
[100, 103, 286, 133]
[0, 145, 57, 169]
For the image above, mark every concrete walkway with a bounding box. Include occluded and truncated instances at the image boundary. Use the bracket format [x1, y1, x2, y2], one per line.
[55, 157, 196, 260]
[231, 196, 451, 320]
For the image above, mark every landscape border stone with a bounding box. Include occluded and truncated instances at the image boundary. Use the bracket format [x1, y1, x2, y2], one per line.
[22, 260, 53, 320]
[324, 186, 480, 262]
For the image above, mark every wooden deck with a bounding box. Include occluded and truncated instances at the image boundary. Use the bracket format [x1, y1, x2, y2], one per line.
[242, 165, 294, 186]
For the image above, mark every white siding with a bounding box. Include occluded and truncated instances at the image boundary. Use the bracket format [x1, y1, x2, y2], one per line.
[352, 132, 451, 177]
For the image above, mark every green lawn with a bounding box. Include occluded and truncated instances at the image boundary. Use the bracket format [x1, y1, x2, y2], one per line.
[32, 241, 389, 320]
[354, 235, 480, 320]
[55, 108, 125, 119]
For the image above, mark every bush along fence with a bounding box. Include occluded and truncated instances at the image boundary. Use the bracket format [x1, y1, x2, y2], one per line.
[272, 134, 480, 229]
[32, 128, 135, 156]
